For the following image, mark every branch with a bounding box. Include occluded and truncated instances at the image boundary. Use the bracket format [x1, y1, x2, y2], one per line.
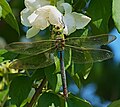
[27, 78, 47, 107]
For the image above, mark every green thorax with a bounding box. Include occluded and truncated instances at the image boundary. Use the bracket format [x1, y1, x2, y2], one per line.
[51, 25, 65, 51]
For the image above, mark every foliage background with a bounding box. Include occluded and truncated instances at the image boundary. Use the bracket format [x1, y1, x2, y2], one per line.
[0, 0, 120, 107]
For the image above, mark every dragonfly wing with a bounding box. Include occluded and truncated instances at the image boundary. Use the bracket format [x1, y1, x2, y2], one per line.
[5, 40, 56, 55]
[65, 34, 116, 48]
[65, 46, 113, 64]
[9, 48, 56, 69]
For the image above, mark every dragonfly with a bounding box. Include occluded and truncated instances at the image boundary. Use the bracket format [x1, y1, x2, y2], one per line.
[5, 25, 116, 99]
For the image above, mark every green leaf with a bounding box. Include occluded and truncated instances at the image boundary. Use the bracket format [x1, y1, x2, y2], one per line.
[108, 99, 120, 107]
[82, 51, 93, 79]
[9, 105, 17, 107]
[0, 49, 7, 62]
[0, 88, 9, 102]
[0, 49, 7, 55]
[67, 47, 93, 79]
[71, 73, 81, 88]
[112, 0, 120, 32]
[82, 63, 93, 79]
[87, 0, 112, 34]
[9, 76, 32, 106]
[73, 0, 86, 12]
[54, 56, 60, 73]
[20, 97, 31, 107]
[2, 51, 18, 60]
[0, 0, 19, 34]
[37, 91, 61, 107]
[31, 69, 45, 81]
[50, 0, 57, 5]
[68, 62, 92, 81]
[0, 56, 4, 62]
[67, 94, 92, 107]
[75, 51, 93, 79]
[64, 48, 71, 70]
[0, 5, 2, 18]
[44, 65, 62, 93]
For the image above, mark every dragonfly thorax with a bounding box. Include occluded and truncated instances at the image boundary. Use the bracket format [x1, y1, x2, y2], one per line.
[55, 38, 65, 51]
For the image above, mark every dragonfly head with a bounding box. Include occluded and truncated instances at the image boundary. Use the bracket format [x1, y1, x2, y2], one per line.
[51, 24, 65, 39]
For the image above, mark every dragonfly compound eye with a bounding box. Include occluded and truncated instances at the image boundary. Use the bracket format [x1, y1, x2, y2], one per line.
[56, 26, 60, 30]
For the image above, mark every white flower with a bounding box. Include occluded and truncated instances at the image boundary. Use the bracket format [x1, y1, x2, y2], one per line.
[21, 0, 63, 38]
[62, 3, 91, 35]
[20, 0, 91, 38]
[21, 0, 50, 26]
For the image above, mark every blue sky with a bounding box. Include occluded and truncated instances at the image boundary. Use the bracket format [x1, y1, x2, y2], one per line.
[109, 28, 120, 63]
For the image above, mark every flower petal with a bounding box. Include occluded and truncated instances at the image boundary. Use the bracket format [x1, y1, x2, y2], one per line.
[72, 12, 91, 29]
[39, 0, 50, 6]
[57, 0, 64, 13]
[26, 27, 40, 38]
[28, 11, 38, 25]
[33, 15, 50, 30]
[63, 14, 76, 35]
[25, 0, 41, 11]
[36, 5, 63, 26]
[20, 8, 32, 26]
[61, 3, 72, 14]
[48, 6, 63, 25]
[63, 24, 68, 35]
[25, 0, 50, 11]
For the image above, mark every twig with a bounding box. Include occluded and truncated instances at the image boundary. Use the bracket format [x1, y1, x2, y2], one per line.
[27, 78, 47, 107]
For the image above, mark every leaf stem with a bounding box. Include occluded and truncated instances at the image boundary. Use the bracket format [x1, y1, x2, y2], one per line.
[26, 78, 47, 107]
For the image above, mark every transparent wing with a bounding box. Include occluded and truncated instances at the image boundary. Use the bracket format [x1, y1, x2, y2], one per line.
[65, 46, 113, 64]
[9, 48, 57, 69]
[65, 34, 116, 48]
[5, 40, 56, 55]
